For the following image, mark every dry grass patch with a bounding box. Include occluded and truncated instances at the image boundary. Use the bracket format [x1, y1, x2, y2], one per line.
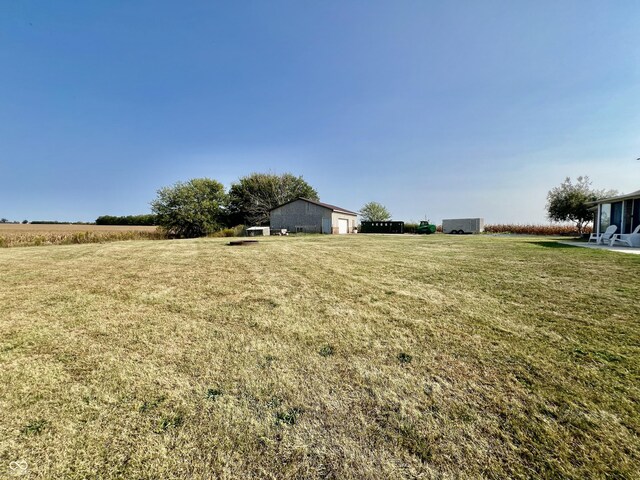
[0, 235, 638, 479]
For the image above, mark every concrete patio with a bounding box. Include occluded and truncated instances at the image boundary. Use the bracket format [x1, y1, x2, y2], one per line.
[556, 241, 640, 255]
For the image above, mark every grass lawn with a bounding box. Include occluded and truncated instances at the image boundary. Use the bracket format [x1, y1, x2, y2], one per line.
[0, 235, 638, 479]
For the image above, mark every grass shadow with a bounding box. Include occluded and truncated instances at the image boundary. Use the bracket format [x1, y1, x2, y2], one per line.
[527, 241, 579, 249]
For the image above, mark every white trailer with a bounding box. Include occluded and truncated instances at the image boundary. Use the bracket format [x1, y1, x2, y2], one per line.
[442, 218, 484, 234]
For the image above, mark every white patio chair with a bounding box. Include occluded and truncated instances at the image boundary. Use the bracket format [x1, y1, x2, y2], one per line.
[588, 225, 617, 244]
[609, 225, 640, 247]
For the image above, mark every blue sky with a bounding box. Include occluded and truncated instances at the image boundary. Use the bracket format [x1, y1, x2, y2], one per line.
[1, 1, 639, 223]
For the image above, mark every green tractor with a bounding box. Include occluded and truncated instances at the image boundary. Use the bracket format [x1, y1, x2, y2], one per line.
[416, 220, 436, 234]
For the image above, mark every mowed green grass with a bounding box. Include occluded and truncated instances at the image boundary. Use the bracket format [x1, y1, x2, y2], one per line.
[0, 235, 638, 479]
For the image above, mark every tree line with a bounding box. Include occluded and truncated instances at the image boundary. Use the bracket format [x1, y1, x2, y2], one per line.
[96, 214, 157, 226]
[149, 172, 319, 237]
[94, 174, 612, 239]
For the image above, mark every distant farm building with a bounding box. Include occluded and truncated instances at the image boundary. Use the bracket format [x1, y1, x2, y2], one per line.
[269, 198, 358, 234]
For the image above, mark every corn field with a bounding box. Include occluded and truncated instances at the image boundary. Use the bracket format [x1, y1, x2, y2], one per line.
[483, 224, 591, 236]
[0, 225, 166, 248]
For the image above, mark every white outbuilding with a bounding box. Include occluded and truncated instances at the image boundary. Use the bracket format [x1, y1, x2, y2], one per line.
[246, 226, 271, 236]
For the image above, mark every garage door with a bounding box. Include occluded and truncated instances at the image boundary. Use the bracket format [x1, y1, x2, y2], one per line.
[338, 219, 348, 234]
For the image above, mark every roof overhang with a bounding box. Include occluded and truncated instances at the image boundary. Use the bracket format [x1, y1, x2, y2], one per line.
[586, 189, 640, 206]
[269, 197, 359, 216]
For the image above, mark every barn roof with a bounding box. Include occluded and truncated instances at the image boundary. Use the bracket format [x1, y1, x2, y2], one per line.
[270, 197, 358, 216]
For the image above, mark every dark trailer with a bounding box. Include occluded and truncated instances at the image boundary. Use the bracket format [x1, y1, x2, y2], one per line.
[360, 221, 405, 234]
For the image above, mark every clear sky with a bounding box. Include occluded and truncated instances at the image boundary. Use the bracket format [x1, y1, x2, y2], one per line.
[1, 1, 639, 223]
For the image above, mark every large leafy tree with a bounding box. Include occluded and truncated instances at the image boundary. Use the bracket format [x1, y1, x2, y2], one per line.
[227, 173, 319, 226]
[546, 176, 617, 235]
[151, 178, 227, 237]
[360, 201, 391, 222]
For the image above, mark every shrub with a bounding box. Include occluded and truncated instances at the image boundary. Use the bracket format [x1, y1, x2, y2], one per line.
[404, 223, 418, 234]
[210, 228, 236, 238]
[210, 225, 245, 237]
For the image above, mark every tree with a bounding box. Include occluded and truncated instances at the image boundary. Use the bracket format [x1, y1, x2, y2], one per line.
[0, 218, 8, 223]
[360, 201, 391, 222]
[546, 176, 618, 235]
[227, 173, 319, 226]
[21, 220, 28, 224]
[151, 178, 227, 237]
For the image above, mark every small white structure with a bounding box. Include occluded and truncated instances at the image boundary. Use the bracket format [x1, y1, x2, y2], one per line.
[246, 226, 270, 237]
[442, 218, 484, 234]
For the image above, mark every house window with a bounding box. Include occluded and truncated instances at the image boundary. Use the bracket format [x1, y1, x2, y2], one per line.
[600, 203, 611, 231]
[610, 201, 623, 231]
[623, 199, 634, 234]
[632, 199, 640, 233]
